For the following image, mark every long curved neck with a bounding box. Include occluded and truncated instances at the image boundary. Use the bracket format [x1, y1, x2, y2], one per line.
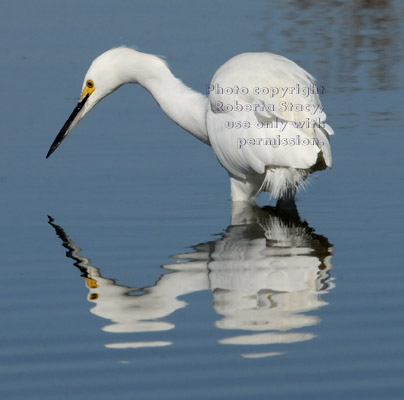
[119, 50, 209, 145]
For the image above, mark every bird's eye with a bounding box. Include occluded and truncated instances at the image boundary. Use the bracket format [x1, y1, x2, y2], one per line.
[86, 80, 94, 88]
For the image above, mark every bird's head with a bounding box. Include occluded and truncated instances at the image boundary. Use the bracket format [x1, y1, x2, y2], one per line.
[46, 48, 130, 158]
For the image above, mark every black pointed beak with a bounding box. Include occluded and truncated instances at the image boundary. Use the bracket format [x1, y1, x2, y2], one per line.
[46, 94, 90, 158]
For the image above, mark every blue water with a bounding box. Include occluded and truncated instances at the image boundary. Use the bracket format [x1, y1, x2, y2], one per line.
[1, 1, 404, 399]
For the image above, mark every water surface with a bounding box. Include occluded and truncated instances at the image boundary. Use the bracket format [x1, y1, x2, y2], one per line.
[1, 1, 403, 399]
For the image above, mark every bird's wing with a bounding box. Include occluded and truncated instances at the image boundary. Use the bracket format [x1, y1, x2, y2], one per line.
[206, 53, 333, 180]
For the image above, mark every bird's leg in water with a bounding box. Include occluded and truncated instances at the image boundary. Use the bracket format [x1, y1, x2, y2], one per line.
[229, 176, 261, 202]
[276, 188, 298, 214]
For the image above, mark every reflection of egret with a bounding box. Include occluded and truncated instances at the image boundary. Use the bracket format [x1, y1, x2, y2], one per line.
[205, 203, 333, 357]
[48, 206, 333, 357]
[48, 216, 186, 349]
[46, 47, 333, 202]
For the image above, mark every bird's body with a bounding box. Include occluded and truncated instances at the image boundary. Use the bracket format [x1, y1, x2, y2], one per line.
[47, 47, 333, 202]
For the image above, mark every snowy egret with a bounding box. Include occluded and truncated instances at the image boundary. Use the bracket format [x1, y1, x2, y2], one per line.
[46, 47, 333, 202]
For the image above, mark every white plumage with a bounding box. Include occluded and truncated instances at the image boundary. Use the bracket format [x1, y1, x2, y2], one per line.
[207, 52, 333, 200]
[47, 47, 333, 203]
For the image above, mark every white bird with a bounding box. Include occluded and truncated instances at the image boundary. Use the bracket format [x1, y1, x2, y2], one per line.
[46, 47, 333, 203]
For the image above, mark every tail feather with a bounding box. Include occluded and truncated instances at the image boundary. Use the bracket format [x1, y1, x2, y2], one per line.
[260, 167, 309, 200]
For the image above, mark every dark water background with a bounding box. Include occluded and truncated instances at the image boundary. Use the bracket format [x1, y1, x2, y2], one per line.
[1, 1, 403, 399]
